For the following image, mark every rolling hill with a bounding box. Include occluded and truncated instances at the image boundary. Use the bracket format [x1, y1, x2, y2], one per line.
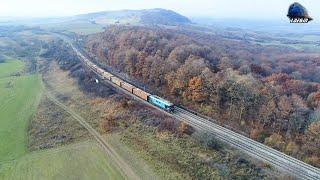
[1, 9, 191, 27]
[76, 8, 192, 25]
[1, 9, 192, 34]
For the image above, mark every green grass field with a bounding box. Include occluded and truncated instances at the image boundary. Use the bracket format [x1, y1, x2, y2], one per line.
[0, 60, 24, 78]
[0, 59, 125, 179]
[0, 60, 43, 161]
[0, 140, 124, 180]
[41, 22, 104, 35]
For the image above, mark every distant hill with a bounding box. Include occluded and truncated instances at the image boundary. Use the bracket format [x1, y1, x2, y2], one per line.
[76, 8, 192, 25]
[0, 9, 191, 34]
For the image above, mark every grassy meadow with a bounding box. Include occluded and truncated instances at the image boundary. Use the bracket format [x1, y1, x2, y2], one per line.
[40, 22, 105, 35]
[0, 60, 24, 78]
[0, 60, 42, 161]
[0, 59, 125, 179]
[0, 141, 124, 180]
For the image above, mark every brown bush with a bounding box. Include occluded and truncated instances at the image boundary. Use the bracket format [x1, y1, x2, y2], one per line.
[285, 141, 299, 156]
[89, 98, 106, 105]
[250, 128, 259, 140]
[119, 99, 129, 108]
[100, 116, 117, 133]
[305, 156, 320, 167]
[158, 118, 177, 132]
[264, 133, 286, 151]
[178, 122, 194, 135]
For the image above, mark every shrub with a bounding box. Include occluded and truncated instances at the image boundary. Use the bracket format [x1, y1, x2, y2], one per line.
[158, 118, 177, 132]
[285, 141, 299, 156]
[264, 133, 286, 151]
[178, 122, 194, 136]
[305, 156, 320, 167]
[249, 126, 268, 142]
[193, 132, 222, 150]
[0, 55, 5, 63]
[100, 116, 117, 133]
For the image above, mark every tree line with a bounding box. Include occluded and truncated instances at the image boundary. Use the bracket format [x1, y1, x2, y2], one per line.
[85, 25, 320, 167]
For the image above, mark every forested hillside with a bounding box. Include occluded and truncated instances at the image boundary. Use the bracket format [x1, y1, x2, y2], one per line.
[85, 26, 320, 167]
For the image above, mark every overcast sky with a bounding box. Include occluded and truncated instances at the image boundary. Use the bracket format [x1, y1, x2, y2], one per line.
[0, 0, 319, 21]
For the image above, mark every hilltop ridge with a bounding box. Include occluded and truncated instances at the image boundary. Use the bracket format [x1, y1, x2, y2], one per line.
[76, 8, 192, 25]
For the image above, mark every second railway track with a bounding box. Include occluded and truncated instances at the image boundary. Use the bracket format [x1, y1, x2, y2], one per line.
[60, 34, 320, 180]
[174, 107, 320, 180]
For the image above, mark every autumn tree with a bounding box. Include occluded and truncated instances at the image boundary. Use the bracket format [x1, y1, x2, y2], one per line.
[168, 45, 192, 63]
[249, 123, 268, 142]
[217, 72, 260, 123]
[184, 76, 206, 102]
[277, 95, 293, 119]
[219, 56, 234, 69]
[84, 26, 320, 166]
[302, 121, 320, 166]
[307, 92, 320, 109]
[263, 73, 292, 85]
[285, 141, 299, 156]
[250, 64, 268, 76]
[165, 56, 206, 96]
[264, 133, 286, 151]
[306, 121, 320, 141]
[258, 97, 276, 127]
[165, 71, 185, 96]
[124, 49, 139, 76]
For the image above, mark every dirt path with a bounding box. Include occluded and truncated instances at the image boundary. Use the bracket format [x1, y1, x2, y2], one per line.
[46, 91, 140, 180]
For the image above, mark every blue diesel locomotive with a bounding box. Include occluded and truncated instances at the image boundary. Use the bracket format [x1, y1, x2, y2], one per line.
[148, 95, 174, 112]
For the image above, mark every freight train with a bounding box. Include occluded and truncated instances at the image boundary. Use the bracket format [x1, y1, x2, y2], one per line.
[84, 58, 175, 113]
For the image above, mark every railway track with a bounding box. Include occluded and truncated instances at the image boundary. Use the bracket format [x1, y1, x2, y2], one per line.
[62, 35, 320, 179]
[174, 107, 320, 180]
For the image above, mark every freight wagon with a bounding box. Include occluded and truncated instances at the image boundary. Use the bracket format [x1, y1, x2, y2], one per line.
[103, 72, 113, 80]
[96, 68, 104, 76]
[86, 60, 175, 113]
[133, 88, 150, 101]
[110, 76, 123, 86]
[120, 81, 135, 93]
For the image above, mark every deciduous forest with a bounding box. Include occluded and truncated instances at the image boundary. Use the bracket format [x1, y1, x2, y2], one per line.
[85, 26, 320, 167]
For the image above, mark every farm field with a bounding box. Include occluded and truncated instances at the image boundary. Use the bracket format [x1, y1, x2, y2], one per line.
[40, 22, 104, 35]
[0, 59, 126, 179]
[0, 60, 24, 78]
[0, 59, 42, 161]
[0, 140, 124, 180]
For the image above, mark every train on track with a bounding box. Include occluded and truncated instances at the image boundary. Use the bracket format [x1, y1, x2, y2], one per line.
[68, 44, 320, 179]
[83, 58, 175, 113]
